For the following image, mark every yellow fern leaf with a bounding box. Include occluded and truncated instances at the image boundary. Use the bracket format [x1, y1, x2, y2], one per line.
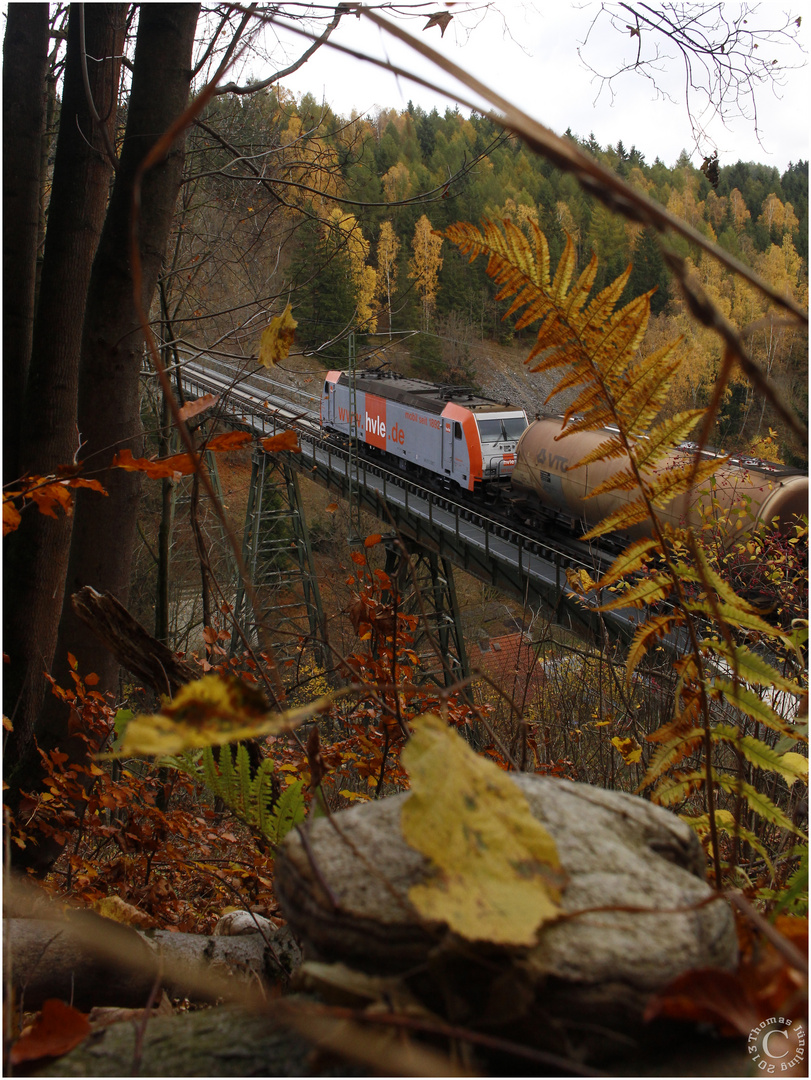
[684, 535, 760, 614]
[597, 537, 660, 589]
[703, 640, 804, 693]
[625, 612, 679, 684]
[639, 731, 704, 790]
[597, 573, 672, 610]
[643, 456, 722, 509]
[632, 410, 705, 470]
[568, 435, 629, 468]
[550, 233, 578, 303]
[645, 706, 702, 745]
[580, 497, 651, 539]
[586, 467, 642, 499]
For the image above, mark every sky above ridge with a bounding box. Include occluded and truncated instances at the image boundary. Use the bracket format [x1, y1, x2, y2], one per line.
[266, 3, 808, 173]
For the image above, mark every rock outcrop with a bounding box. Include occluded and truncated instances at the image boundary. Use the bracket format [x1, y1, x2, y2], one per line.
[276, 775, 737, 1057]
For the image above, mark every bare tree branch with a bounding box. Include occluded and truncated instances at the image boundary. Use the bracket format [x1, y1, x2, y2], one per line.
[577, 3, 805, 156]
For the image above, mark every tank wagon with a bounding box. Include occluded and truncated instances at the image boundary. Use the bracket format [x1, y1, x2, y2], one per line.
[321, 371, 528, 492]
[511, 416, 808, 545]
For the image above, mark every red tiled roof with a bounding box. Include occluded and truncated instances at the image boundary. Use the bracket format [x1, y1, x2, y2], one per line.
[473, 633, 546, 699]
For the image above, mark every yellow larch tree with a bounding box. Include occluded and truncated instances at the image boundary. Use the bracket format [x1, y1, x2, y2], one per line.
[375, 221, 400, 337]
[382, 162, 411, 203]
[328, 209, 378, 332]
[409, 214, 443, 330]
[758, 193, 800, 236]
[729, 188, 751, 232]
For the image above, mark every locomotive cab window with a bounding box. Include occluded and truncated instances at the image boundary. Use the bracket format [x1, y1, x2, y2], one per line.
[504, 416, 528, 440]
[478, 416, 528, 443]
[454, 422, 462, 440]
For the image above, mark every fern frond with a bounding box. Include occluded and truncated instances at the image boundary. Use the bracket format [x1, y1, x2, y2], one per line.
[682, 601, 776, 636]
[773, 848, 808, 914]
[196, 745, 301, 845]
[643, 456, 723, 510]
[597, 573, 673, 610]
[203, 746, 221, 792]
[443, 220, 642, 377]
[625, 612, 679, 683]
[712, 724, 808, 781]
[597, 537, 660, 590]
[261, 780, 306, 846]
[569, 435, 628, 469]
[632, 411, 705, 470]
[681, 810, 775, 873]
[614, 353, 683, 432]
[581, 498, 652, 540]
[714, 773, 804, 835]
[639, 730, 704, 790]
[711, 678, 797, 737]
[703, 640, 803, 694]
[549, 232, 578, 303]
[236, 744, 252, 818]
[645, 705, 702, 745]
[557, 395, 614, 431]
[586, 467, 641, 499]
[652, 768, 708, 807]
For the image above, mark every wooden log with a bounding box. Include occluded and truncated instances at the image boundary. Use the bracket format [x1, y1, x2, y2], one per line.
[70, 586, 195, 695]
[3, 912, 159, 1011]
[3, 916, 302, 1010]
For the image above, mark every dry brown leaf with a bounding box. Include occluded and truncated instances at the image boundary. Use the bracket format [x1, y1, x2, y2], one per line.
[177, 393, 219, 422]
[10, 1000, 92, 1065]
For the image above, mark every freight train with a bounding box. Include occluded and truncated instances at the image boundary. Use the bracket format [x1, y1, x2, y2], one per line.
[321, 369, 808, 545]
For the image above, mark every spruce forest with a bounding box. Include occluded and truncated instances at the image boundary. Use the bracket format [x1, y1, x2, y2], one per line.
[3, 4, 808, 1076]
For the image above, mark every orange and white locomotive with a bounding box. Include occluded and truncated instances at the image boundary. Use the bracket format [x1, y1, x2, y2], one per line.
[321, 370, 528, 492]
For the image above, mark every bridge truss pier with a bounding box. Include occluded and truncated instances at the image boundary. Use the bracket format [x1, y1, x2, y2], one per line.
[230, 449, 327, 672]
[382, 537, 470, 691]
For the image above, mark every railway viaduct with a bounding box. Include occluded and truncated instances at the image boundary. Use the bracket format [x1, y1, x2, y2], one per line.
[162, 353, 642, 682]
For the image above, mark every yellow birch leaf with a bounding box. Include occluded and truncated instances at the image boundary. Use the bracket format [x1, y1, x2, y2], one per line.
[114, 674, 335, 756]
[401, 714, 564, 946]
[258, 304, 297, 368]
[93, 895, 155, 928]
[611, 735, 643, 764]
[774, 751, 809, 787]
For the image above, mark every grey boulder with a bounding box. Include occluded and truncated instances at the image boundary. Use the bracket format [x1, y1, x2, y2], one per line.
[276, 774, 737, 1056]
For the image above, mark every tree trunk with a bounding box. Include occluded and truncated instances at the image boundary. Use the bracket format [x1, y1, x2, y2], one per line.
[3, 5, 127, 795]
[11, 5, 200, 864]
[2, 4, 49, 484]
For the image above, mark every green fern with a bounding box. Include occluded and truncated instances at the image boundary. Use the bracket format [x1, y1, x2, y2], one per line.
[197, 746, 305, 846]
[446, 217, 808, 893]
[260, 779, 306, 846]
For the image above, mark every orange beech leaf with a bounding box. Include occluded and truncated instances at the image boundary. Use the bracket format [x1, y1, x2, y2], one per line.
[261, 430, 300, 453]
[350, 552, 366, 566]
[65, 477, 107, 493]
[28, 482, 74, 519]
[177, 393, 219, 422]
[10, 999, 92, 1065]
[112, 448, 196, 478]
[3, 498, 21, 535]
[325, 502, 339, 514]
[644, 968, 761, 1036]
[364, 534, 383, 548]
[207, 431, 252, 452]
